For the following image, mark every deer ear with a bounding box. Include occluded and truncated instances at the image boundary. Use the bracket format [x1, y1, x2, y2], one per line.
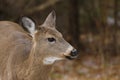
[21, 17, 36, 37]
[42, 11, 56, 28]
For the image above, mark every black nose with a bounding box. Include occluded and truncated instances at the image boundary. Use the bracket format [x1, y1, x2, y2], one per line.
[70, 49, 78, 56]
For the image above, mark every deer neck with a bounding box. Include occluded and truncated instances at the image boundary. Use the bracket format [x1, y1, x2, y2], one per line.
[24, 45, 53, 80]
[25, 63, 52, 80]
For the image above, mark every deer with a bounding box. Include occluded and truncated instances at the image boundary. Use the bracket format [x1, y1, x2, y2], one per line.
[0, 11, 78, 80]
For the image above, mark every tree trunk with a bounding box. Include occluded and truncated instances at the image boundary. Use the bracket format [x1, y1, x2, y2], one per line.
[113, 0, 119, 56]
[68, 0, 82, 51]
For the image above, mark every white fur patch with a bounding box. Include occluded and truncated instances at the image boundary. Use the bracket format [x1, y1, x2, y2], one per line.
[64, 45, 73, 55]
[22, 17, 35, 37]
[28, 26, 36, 37]
[43, 57, 63, 65]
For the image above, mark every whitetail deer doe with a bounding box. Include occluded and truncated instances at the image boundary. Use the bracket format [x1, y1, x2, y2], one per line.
[0, 11, 78, 80]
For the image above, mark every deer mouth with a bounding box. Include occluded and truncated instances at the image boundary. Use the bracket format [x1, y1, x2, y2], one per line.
[65, 55, 78, 60]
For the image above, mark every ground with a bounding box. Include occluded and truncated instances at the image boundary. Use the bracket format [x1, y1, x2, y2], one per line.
[51, 54, 120, 80]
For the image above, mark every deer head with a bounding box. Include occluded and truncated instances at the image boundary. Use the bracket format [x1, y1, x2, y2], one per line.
[21, 11, 78, 65]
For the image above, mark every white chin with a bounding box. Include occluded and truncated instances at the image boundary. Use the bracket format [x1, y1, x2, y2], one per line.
[43, 57, 63, 65]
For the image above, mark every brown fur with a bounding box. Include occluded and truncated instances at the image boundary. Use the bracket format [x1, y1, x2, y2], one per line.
[0, 21, 71, 80]
[0, 21, 54, 80]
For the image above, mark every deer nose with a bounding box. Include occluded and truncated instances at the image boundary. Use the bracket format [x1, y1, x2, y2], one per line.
[70, 49, 78, 56]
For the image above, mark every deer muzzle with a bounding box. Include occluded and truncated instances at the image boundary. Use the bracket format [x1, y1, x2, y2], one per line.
[65, 48, 78, 60]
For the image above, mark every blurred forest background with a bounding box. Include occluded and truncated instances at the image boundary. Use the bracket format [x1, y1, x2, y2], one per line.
[0, 0, 120, 80]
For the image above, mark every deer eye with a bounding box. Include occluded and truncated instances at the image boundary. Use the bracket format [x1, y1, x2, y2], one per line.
[47, 37, 56, 42]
